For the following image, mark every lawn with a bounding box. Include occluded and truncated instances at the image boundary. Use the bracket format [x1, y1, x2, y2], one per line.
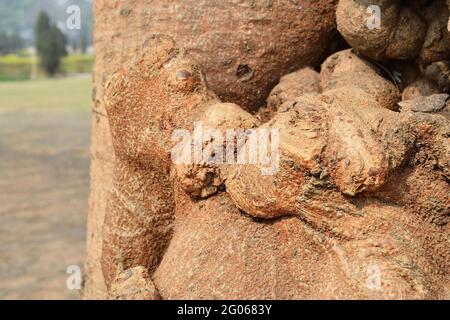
[0, 75, 92, 112]
[0, 76, 91, 299]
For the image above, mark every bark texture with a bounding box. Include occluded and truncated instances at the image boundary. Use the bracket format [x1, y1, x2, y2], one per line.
[85, 0, 450, 299]
[84, 0, 338, 299]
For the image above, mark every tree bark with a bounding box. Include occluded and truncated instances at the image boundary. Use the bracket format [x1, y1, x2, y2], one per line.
[83, 0, 337, 298]
[83, 0, 154, 299]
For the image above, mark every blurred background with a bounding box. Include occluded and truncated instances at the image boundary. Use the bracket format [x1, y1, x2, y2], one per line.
[0, 0, 92, 299]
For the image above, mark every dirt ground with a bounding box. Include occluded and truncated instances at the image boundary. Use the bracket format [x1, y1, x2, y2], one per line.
[0, 107, 90, 299]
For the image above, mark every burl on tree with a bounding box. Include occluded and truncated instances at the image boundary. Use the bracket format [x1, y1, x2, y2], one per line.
[88, 0, 450, 299]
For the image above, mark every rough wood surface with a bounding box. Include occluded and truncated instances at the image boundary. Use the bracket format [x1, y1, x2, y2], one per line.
[84, 0, 338, 298]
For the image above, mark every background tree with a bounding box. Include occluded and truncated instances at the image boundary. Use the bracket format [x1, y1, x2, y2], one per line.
[34, 11, 67, 75]
[0, 32, 24, 55]
[79, 31, 88, 54]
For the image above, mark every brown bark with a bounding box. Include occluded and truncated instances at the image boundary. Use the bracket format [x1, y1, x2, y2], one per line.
[84, 0, 337, 299]
[84, 1, 450, 299]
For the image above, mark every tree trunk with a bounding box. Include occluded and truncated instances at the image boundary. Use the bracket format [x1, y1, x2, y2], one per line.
[82, 0, 337, 298]
[84, 0, 450, 300]
[83, 0, 154, 299]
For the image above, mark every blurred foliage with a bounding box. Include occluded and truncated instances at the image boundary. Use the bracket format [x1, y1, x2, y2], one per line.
[0, 54, 93, 81]
[61, 54, 94, 73]
[0, 54, 33, 81]
[0, 32, 25, 54]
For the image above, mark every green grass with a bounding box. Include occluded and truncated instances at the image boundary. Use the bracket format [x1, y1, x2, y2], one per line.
[0, 75, 92, 112]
